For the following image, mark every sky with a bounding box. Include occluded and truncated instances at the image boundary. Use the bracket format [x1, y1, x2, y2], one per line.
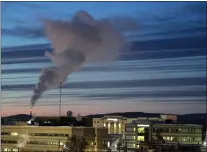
[1, 2, 206, 116]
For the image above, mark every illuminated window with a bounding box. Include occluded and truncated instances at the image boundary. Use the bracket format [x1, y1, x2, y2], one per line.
[11, 132, 18, 136]
[134, 136, 136, 139]
[4, 148, 8, 152]
[133, 144, 136, 148]
[60, 142, 64, 145]
[12, 149, 18, 152]
[133, 128, 136, 131]
[107, 142, 110, 148]
[137, 136, 144, 141]
[138, 128, 144, 133]
[104, 123, 106, 127]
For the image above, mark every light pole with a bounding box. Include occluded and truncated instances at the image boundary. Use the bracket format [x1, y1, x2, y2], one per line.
[59, 82, 62, 123]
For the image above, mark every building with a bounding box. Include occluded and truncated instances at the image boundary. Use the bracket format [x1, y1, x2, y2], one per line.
[125, 118, 203, 151]
[1, 125, 109, 152]
[93, 116, 137, 135]
[2, 114, 32, 125]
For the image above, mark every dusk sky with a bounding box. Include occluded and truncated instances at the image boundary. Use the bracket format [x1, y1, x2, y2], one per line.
[1, 2, 206, 116]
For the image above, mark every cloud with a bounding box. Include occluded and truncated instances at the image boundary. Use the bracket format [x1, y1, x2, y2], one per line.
[1, 14, 139, 40]
[2, 36, 206, 63]
[106, 16, 139, 32]
[2, 77, 206, 91]
[2, 57, 205, 74]
[77, 90, 206, 99]
[182, 2, 207, 15]
[2, 58, 49, 65]
[141, 27, 206, 38]
[2, 26, 44, 39]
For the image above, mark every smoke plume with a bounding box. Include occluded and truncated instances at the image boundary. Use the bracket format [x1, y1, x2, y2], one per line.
[31, 11, 130, 107]
[76, 113, 82, 122]
[17, 131, 30, 148]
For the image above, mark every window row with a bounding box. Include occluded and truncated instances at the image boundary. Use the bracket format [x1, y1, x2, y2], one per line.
[153, 128, 199, 133]
[1, 132, 69, 137]
[152, 136, 201, 142]
[1, 140, 64, 146]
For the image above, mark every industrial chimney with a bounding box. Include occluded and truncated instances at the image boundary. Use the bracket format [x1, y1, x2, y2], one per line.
[29, 109, 32, 116]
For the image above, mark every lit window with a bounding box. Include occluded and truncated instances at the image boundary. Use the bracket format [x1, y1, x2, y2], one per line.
[107, 142, 110, 148]
[12, 149, 18, 152]
[133, 144, 136, 147]
[11, 132, 18, 136]
[138, 128, 144, 133]
[60, 142, 64, 145]
[4, 148, 8, 152]
[119, 123, 121, 128]
[134, 128, 136, 131]
[137, 136, 144, 141]
[104, 123, 106, 127]
[134, 136, 136, 139]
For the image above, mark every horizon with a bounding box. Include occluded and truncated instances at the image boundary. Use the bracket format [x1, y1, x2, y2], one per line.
[1, 2, 206, 116]
[2, 110, 206, 118]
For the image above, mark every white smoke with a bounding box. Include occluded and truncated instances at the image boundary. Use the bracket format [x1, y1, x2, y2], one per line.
[31, 11, 130, 107]
[17, 131, 30, 148]
[76, 113, 82, 122]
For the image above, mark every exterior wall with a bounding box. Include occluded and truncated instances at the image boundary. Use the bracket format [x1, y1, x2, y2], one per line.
[126, 118, 137, 124]
[95, 128, 110, 151]
[125, 123, 203, 150]
[1, 125, 109, 152]
[125, 125, 137, 149]
[152, 124, 203, 145]
[92, 118, 103, 128]
[103, 116, 127, 135]
[92, 116, 137, 135]
[160, 115, 177, 121]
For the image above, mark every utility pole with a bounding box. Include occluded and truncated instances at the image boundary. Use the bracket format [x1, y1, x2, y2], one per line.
[59, 82, 62, 124]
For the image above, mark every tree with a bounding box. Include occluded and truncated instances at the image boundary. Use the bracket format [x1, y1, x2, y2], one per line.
[79, 137, 88, 152]
[156, 129, 164, 144]
[117, 142, 122, 152]
[63, 135, 88, 152]
[123, 139, 128, 152]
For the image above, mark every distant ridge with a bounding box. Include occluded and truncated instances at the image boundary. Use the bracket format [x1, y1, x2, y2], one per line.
[2, 112, 206, 129]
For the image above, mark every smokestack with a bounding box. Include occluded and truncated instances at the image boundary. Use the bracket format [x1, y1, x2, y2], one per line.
[59, 81, 62, 123]
[29, 109, 32, 116]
